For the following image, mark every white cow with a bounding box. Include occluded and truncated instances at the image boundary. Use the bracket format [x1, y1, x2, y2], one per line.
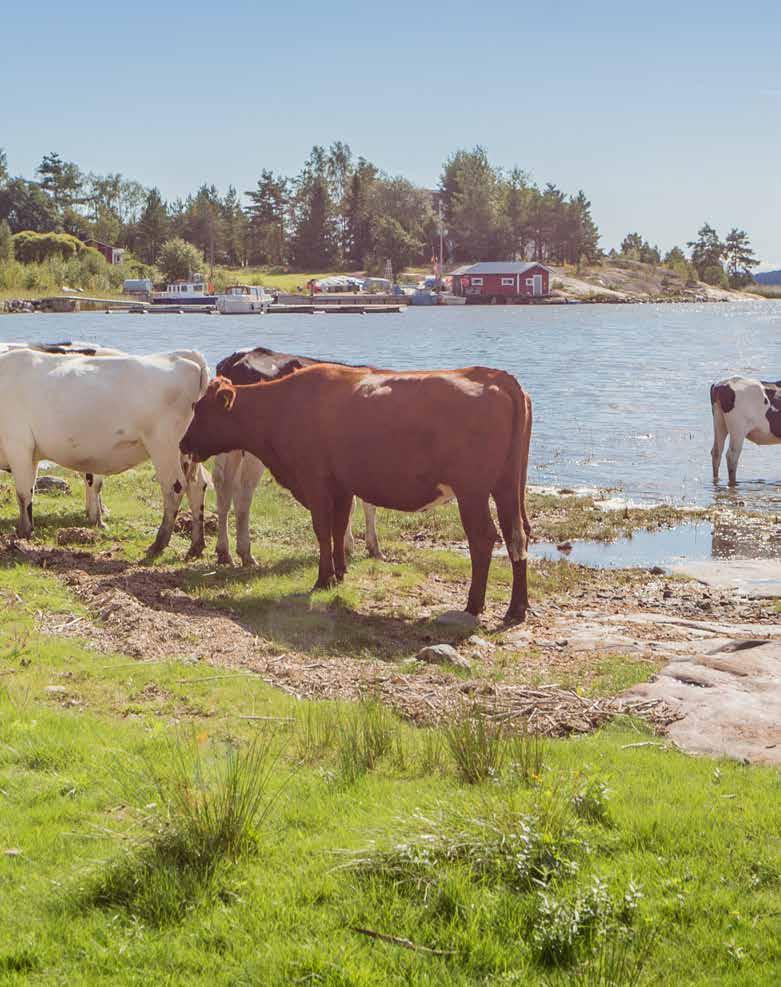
[0, 340, 123, 525]
[0, 348, 210, 555]
[711, 376, 781, 484]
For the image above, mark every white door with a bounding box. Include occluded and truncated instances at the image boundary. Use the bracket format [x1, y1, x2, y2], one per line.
[532, 274, 543, 297]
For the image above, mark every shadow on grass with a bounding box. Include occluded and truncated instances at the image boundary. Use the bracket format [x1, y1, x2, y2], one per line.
[0, 540, 465, 661]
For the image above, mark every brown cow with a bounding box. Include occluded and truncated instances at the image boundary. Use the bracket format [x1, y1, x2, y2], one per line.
[180, 365, 532, 622]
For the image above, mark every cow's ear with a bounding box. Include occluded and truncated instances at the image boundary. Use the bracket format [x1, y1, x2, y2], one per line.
[219, 386, 236, 411]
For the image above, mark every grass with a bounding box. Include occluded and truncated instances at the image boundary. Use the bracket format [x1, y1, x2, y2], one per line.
[0, 463, 778, 981]
[0, 578, 779, 982]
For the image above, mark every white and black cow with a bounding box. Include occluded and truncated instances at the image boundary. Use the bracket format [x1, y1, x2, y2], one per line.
[213, 346, 381, 566]
[711, 376, 781, 484]
[0, 341, 124, 525]
[0, 347, 210, 555]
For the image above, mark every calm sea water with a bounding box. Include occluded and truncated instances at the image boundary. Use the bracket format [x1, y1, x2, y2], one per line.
[3, 300, 781, 512]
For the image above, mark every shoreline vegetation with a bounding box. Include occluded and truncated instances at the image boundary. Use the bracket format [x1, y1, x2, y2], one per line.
[0, 144, 765, 312]
[0, 255, 766, 312]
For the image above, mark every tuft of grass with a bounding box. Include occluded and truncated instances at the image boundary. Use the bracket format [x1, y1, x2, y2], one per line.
[81, 730, 284, 923]
[443, 706, 507, 784]
[336, 699, 399, 784]
[508, 720, 548, 785]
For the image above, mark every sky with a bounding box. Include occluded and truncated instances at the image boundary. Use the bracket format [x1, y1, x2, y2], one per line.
[2, 0, 781, 266]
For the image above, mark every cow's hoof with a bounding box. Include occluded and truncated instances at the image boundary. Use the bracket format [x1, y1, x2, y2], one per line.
[502, 608, 527, 625]
[313, 576, 337, 591]
[216, 551, 235, 567]
[366, 547, 384, 561]
[145, 542, 165, 559]
[240, 555, 257, 568]
[186, 543, 205, 561]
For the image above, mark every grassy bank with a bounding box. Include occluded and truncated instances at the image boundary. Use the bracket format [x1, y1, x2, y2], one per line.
[1, 551, 779, 984]
[0, 466, 777, 984]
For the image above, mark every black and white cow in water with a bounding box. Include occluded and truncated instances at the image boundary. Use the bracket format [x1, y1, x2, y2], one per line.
[213, 346, 381, 565]
[711, 376, 781, 484]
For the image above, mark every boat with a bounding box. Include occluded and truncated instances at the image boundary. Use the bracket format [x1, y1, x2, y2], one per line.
[216, 284, 272, 314]
[438, 293, 466, 305]
[151, 275, 216, 306]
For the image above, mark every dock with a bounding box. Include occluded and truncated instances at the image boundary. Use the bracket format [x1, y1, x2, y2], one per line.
[269, 303, 403, 315]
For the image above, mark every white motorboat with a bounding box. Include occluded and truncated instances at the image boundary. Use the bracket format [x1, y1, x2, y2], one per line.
[216, 284, 272, 314]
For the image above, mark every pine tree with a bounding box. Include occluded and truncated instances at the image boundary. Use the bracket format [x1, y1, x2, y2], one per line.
[137, 188, 169, 265]
[687, 223, 724, 279]
[723, 228, 758, 287]
[244, 171, 288, 266]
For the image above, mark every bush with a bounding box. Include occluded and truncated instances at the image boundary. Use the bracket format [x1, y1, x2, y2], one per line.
[12, 230, 98, 263]
[701, 263, 728, 287]
[157, 237, 205, 281]
[0, 220, 13, 263]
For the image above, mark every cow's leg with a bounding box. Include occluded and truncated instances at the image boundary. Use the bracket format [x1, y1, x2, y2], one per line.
[493, 486, 529, 623]
[310, 494, 336, 590]
[343, 497, 356, 558]
[457, 493, 497, 616]
[184, 461, 209, 560]
[145, 448, 186, 558]
[711, 407, 728, 482]
[213, 451, 240, 565]
[234, 454, 264, 567]
[362, 501, 383, 559]
[85, 473, 106, 527]
[726, 432, 745, 486]
[8, 453, 37, 539]
[332, 493, 354, 582]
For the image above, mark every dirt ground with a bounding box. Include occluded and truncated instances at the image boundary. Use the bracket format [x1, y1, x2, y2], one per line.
[9, 534, 779, 757]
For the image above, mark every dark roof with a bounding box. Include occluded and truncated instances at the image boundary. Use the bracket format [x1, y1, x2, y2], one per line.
[450, 262, 552, 276]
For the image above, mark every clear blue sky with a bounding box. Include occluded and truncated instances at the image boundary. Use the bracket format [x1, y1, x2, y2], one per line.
[2, 1, 780, 266]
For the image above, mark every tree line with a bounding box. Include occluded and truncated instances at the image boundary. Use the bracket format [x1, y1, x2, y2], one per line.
[617, 224, 758, 289]
[0, 145, 601, 275]
[0, 146, 760, 284]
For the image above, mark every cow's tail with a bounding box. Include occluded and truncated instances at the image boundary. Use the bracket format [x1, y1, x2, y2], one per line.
[503, 374, 533, 562]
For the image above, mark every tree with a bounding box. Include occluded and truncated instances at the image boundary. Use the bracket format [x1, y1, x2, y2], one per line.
[290, 176, 338, 269]
[723, 228, 758, 287]
[245, 170, 288, 266]
[343, 158, 378, 266]
[136, 188, 169, 264]
[0, 219, 12, 262]
[0, 178, 59, 232]
[221, 186, 247, 267]
[498, 168, 532, 260]
[157, 237, 205, 281]
[37, 152, 83, 206]
[0, 149, 8, 187]
[620, 232, 644, 258]
[440, 147, 503, 260]
[687, 223, 724, 279]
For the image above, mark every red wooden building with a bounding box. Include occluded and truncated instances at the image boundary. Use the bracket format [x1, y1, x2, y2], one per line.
[450, 262, 552, 303]
[84, 239, 125, 265]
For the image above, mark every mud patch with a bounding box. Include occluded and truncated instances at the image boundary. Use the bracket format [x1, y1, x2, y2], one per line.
[56, 527, 99, 546]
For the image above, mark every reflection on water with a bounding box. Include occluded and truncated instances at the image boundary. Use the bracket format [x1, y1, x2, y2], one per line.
[2, 300, 781, 512]
[531, 515, 781, 570]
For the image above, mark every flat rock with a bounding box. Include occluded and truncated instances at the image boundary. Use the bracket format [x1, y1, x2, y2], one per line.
[417, 644, 471, 670]
[671, 559, 781, 599]
[35, 476, 70, 494]
[624, 638, 781, 763]
[435, 610, 478, 630]
[467, 635, 494, 650]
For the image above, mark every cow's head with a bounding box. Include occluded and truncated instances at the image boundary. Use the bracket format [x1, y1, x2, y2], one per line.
[179, 377, 238, 461]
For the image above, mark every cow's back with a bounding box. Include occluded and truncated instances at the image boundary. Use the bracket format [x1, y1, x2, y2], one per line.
[0, 349, 209, 474]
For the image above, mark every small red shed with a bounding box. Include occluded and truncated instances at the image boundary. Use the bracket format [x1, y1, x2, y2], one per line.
[450, 261, 553, 303]
[84, 239, 125, 265]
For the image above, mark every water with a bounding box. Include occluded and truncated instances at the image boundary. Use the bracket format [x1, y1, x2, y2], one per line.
[3, 300, 781, 512]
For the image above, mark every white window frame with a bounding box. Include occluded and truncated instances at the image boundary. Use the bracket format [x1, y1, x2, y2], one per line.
[471, 277, 484, 286]
[526, 278, 534, 286]
[501, 277, 514, 286]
